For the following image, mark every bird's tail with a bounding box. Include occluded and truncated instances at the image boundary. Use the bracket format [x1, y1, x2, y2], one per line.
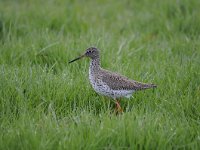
[148, 83, 157, 88]
[142, 84, 157, 89]
[136, 82, 157, 91]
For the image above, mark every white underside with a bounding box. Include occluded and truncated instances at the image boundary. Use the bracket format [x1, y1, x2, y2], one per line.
[92, 79, 134, 99]
[89, 68, 134, 99]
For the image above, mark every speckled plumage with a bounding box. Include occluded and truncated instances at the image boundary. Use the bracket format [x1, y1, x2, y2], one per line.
[69, 47, 157, 100]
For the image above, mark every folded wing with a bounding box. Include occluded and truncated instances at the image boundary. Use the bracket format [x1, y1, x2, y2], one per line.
[101, 69, 156, 91]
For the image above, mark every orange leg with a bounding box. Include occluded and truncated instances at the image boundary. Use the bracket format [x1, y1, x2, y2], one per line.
[115, 100, 123, 113]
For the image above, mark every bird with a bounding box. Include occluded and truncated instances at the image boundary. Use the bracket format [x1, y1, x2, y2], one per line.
[69, 47, 156, 112]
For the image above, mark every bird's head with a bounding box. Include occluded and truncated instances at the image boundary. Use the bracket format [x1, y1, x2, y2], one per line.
[69, 47, 99, 63]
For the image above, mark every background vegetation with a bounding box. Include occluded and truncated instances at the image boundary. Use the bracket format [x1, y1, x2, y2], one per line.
[0, 0, 200, 149]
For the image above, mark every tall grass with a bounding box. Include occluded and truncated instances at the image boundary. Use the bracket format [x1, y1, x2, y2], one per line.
[0, 0, 200, 149]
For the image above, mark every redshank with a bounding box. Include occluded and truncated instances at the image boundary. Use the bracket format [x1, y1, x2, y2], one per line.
[69, 47, 156, 112]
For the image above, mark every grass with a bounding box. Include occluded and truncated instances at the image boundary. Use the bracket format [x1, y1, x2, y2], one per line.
[0, 0, 200, 149]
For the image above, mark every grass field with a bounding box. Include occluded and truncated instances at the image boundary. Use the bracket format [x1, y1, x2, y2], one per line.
[0, 0, 200, 149]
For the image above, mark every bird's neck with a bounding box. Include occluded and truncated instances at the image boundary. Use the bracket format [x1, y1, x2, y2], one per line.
[90, 57, 101, 72]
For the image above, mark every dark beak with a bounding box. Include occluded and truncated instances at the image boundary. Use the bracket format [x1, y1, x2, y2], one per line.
[69, 54, 85, 64]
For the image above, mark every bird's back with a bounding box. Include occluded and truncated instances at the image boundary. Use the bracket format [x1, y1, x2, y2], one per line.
[100, 69, 156, 91]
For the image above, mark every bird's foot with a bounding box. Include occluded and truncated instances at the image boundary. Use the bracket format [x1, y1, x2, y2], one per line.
[114, 100, 123, 114]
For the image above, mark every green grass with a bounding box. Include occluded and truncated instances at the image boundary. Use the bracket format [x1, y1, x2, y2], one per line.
[0, 0, 200, 149]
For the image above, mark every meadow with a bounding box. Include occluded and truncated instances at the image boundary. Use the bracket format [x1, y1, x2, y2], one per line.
[0, 0, 200, 149]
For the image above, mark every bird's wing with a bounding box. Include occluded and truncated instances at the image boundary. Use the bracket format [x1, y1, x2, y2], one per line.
[101, 69, 156, 91]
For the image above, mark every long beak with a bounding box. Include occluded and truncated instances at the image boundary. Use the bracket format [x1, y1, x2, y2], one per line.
[69, 54, 85, 64]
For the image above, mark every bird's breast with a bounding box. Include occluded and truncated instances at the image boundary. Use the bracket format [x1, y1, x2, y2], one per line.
[89, 67, 112, 96]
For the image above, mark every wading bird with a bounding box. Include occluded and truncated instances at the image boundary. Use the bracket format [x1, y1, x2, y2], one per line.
[69, 47, 156, 112]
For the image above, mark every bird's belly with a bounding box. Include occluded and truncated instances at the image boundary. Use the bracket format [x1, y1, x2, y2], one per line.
[112, 89, 134, 98]
[89, 78, 134, 99]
